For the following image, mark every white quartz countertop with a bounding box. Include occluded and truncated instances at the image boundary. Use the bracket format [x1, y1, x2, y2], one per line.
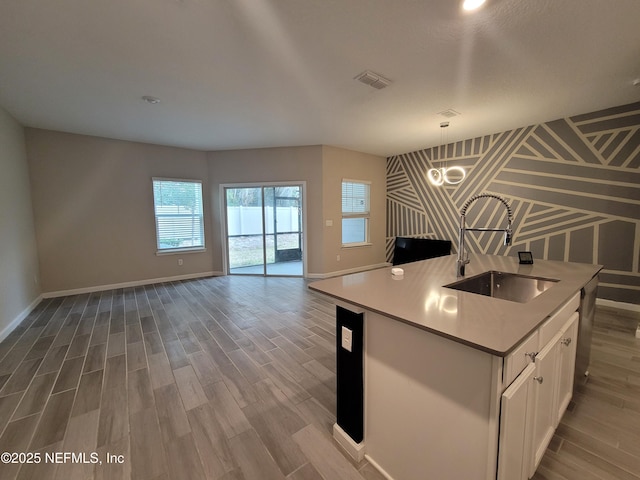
[308, 254, 602, 356]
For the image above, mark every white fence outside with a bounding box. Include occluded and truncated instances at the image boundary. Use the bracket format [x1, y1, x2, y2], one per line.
[227, 206, 300, 236]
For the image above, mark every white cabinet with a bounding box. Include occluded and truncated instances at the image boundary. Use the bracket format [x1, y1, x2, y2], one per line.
[498, 295, 580, 480]
[497, 363, 536, 480]
[530, 312, 579, 476]
[555, 313, 579, 426]
[529, 329, 561, 476]
[503, 331, 538, 387]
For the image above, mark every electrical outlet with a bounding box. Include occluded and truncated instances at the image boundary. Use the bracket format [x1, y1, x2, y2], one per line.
[178, 258, 183, 266]
[341, 326, 352, 352]
[336, 254, 340, 261]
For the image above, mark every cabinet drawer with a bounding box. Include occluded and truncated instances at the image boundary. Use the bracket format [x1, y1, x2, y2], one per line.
[539, 292, 580, 349]
[504, 330, 539, 388]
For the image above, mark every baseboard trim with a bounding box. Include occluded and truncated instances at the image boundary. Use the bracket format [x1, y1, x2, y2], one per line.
[596, 298, 640, 314]
[0, 294, 43, 343]
[332, 423, 365, 463]
[364, 454, 394, 480]
[307, 262, 390, 279]
[42, 271, 223, 298]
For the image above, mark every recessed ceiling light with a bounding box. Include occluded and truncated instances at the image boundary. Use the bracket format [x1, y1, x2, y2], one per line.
[462, 0, 487, 11]
[142, 95, 160, 104]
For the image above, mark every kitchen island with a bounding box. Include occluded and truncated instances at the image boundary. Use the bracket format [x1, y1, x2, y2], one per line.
[309, 253, 602, 480]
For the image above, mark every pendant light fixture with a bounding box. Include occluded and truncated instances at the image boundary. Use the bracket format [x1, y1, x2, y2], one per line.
[428, 122, 466, 186]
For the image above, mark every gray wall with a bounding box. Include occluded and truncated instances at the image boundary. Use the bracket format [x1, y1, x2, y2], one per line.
[26, 129, 214, 294]
[208, 146, 325, 274]
[0, 107, 40, 339]
[386, 102, 640, 304]
[321, 145, 387, 274]
[22, 132, 386, 294]
[208, 145, 387, 276]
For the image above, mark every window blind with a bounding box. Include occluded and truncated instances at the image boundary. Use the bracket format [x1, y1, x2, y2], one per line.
[342, 181, 369, 215]
[341, 180, 370, 245]
[153, 179, 205, 251]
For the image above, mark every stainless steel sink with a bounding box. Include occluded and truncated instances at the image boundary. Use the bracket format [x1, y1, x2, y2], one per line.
[444, 271, 559, 303]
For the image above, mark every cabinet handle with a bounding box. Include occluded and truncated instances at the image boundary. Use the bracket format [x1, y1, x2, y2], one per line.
[533, 376, 544, 384]
[561, 338, 572, 346]
[525, 352, 537, 362]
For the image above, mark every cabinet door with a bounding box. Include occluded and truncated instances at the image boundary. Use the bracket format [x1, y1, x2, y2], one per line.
[555, 313, 579, 427]
[498, 363, 536, 480]
[529, 333, 561, 477]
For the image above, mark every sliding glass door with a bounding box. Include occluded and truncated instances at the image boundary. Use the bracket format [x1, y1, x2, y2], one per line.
[226, 187, 265, 275]
[225, 184, 303, 276]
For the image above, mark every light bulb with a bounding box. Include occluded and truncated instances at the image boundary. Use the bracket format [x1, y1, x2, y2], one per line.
[428, 167, 466, 186]
[428, 169, 445, 186]
[462, 0, 486, 11]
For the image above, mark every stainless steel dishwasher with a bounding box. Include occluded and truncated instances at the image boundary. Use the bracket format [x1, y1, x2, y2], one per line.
[574, 274, 598, 390]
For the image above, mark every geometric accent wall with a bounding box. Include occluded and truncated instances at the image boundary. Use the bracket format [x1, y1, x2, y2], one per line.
[387, 101, 640, 304]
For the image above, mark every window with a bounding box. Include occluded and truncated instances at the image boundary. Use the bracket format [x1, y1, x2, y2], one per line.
[152, 178, 205, 253]
[342, 180, 370, 246]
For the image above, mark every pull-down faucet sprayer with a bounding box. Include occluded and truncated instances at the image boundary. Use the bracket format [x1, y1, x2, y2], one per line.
[456, 193, 513, 277]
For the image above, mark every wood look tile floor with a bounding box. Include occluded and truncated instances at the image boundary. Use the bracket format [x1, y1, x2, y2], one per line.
[532, 306, 640, 480]
[0, 276, 637, 480]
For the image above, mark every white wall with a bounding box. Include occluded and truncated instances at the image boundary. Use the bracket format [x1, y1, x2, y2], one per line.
[0, 107, 40, 340]
[226, 206, 300, 235]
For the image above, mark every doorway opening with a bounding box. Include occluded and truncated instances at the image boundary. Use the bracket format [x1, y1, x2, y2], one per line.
[224, 183, 304, 276]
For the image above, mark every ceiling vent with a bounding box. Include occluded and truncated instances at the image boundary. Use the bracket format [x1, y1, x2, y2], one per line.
[438, 109, 461, 118]
[354, 70, 392, 90]
[142, 95, 161, 104]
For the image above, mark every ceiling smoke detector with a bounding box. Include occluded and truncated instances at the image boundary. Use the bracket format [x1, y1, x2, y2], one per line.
[354, 70, 392, 90]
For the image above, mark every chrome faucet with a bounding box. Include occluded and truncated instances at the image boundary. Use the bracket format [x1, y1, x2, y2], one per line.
[457, 193, 513, 277]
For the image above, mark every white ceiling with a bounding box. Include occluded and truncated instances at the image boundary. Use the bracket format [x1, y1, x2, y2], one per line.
[1, 0, 639, 157]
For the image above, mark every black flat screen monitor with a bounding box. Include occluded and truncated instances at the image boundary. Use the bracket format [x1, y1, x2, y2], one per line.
[392, 237, 452, 266]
